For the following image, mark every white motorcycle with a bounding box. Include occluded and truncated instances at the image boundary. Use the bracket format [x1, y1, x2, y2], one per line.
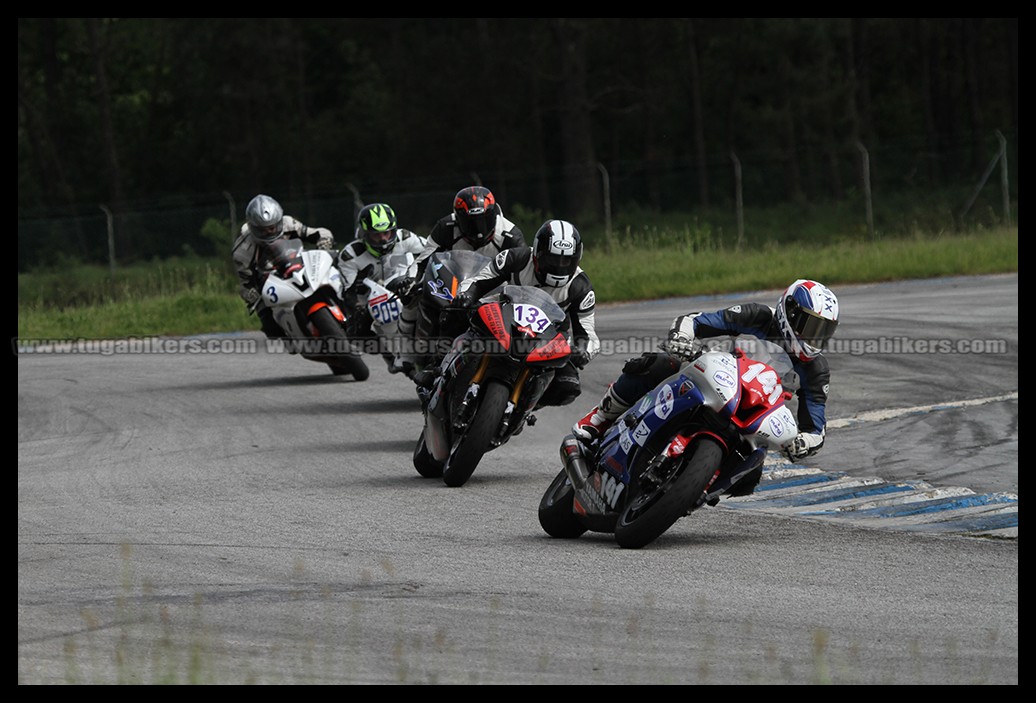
[342, 252, 421, 375]
[257, 238, 370, 380]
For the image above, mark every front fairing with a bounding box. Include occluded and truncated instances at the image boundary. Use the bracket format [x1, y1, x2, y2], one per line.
[363, 253, 416, 331]
[421, 249, 492, 305]
[593, 345, 798, 485]
[262, 247, 343, 310]
[474, 285, 571, 368]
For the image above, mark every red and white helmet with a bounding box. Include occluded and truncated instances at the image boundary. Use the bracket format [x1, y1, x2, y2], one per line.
[774, 279, 839, 361]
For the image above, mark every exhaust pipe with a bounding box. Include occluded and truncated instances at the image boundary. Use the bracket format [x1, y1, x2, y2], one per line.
[559, 434, 590, 489]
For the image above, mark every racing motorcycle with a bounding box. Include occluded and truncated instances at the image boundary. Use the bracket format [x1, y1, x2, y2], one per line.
[412, 249, 493, 372]
[256, 238, 369, 380]
[413, 285, 573, 487]
[341, 252, 421, 374]
[538, 338, 798, 549]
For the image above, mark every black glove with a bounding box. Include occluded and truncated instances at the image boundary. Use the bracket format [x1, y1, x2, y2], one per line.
[388, 276, 416, 299]
[571, 350, 592, 369]
[451, 289, 477, 308]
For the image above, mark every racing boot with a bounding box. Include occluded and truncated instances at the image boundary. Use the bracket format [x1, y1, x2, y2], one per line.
[572, 384, 631, 443]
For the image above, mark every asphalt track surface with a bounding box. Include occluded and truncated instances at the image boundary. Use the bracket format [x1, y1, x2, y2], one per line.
[18, 273, 1018, 684]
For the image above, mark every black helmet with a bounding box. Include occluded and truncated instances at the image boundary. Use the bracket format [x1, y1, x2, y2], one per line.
[533, 220, 582, 287]
[452, 186, 498, 248]
[245, 194, 285, 243]
[356, 203, 399, 256]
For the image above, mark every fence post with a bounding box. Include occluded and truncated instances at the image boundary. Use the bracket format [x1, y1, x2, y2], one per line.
[959, 137, 1003, 224]
[856, 141, 875, 239]
[996, 130, 1010, 227]
[345, 183, 364, 224]
[730, 152, 744, 249]
[597, 162, 613, 249]
[99, 204, 115, 278]
[222, 191, 236, 242]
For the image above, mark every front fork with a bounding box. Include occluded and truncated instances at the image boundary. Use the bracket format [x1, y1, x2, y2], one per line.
[454, 356, 535, 448]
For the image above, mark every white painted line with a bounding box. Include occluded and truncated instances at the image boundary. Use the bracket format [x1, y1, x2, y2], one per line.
[827, 392, 1019, 429]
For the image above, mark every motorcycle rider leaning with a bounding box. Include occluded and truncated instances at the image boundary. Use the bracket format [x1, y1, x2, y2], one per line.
[573, 279, 840, 493]
[232, 193, 335, 341]
[414, 219, 599, 409]
[338, 202, 428, 374]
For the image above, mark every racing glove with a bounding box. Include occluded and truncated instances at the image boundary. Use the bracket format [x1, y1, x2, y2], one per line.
[451, 289, 477, 309]
[571, 350, 592, 369]
[313, 228, 334, 250]
[783, 431, 825, 461]
[243, 287, 261, 307]
[388, 276, 416, 299]
[661, 313, 701, 359]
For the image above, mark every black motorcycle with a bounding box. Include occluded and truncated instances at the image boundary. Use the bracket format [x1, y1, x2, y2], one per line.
[413, 285, 573, 487]
[412, 249, 492, 372]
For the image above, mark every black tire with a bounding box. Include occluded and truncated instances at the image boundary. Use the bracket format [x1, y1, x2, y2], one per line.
[413, 429, 444, 478]
[538, 468, 588, 538]
[442, 380, 510, 487]
[614, 436, 723, 549]
[310, 307, 370, 381]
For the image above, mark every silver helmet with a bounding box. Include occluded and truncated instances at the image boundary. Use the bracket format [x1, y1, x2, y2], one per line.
[245, 194, 285, 243]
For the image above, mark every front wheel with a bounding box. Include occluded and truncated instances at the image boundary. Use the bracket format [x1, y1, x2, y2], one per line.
[310, 307, 370, 381]
[442, 380, 510, 487]
[538, 468, 587, 538]
[413, 429, 444, 478]
[614, 436, 724, 549]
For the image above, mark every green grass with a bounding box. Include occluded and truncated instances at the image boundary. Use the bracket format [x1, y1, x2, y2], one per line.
[17, 224, 1018, 340]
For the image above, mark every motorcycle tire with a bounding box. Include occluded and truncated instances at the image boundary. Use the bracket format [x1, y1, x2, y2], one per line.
[309, 307, 370, 381]
[413, 429, 444, 478]
[442, 380, 509, 487]
[614, 436, 724, 550]
[538, 468, 588, 538]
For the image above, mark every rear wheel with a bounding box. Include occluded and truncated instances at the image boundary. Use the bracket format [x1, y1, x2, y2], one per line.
[310, 307, 369, 381]
[538, 468, 587, 538]
[614, 436, 723, 549]
[442, 380, 509, 487]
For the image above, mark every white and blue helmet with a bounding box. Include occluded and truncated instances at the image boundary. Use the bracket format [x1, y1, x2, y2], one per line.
[775, 279, 839, 361]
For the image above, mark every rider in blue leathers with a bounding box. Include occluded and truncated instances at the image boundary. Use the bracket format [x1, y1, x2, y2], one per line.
[573, 280, 840, 485]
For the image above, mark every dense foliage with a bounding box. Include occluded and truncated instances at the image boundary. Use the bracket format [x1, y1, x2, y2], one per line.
[18, 19, 1017, 269]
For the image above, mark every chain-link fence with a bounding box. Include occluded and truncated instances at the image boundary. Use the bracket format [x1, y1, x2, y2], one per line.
[18, 134, 1017, 273]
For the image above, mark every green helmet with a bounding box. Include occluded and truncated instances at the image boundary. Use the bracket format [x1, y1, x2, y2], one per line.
[356, 203, 399, 256]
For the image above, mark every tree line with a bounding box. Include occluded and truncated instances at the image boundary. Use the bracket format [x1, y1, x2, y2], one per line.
[18, 18, 1017, 262]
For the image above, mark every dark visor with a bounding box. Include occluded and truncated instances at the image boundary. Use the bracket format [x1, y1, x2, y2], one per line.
[793, 309, 839, 348]
[540, 253, 578, 276]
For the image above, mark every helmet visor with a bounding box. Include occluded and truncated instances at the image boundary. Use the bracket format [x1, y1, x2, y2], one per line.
[458, 211, 495, 243]
[253, 223, 283, 242]
[365, 229, 396, 252]
[790, 307, 838, 350]
[538, 252, 578, 279]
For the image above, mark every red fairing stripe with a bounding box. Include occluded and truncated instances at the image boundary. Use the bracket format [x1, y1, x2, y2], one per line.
[665, 430, 729, 458]
[479, 303, 510, 350]
[526, 333, 572, 363]
[307, 301, 346, 323]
